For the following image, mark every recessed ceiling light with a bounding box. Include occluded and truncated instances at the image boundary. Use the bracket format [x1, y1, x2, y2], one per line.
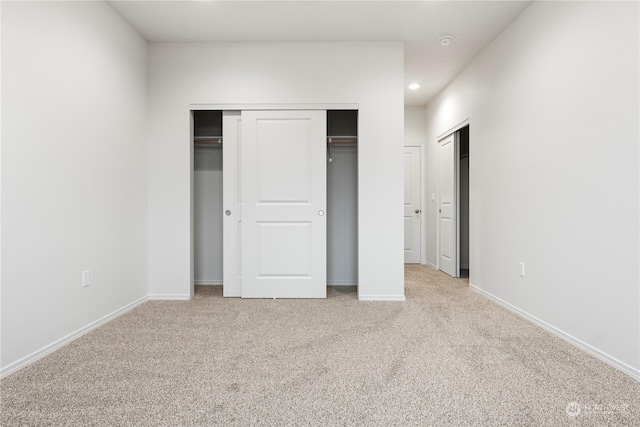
[439, 35, 454, 46]
[408, 83, 421, 90]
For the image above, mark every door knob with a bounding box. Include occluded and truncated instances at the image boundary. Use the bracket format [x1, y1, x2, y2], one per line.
[415, 209, 421, 214]
[225, 210, 231, 216]
[318, 210, 325, 216]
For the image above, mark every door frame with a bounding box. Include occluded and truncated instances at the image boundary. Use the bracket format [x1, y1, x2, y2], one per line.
[189, 103, 358, 298]
[436, 119, 470, 277]
[190, 103, 358, 111]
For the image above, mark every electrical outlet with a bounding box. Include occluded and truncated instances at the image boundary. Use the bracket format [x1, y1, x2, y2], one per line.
[82, 270, 91, 287]
[518, 262, 525, 277]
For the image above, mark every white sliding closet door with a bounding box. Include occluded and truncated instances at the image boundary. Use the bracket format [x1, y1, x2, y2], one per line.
[223, 111, 241, 296]
[241, 110, 327, 298]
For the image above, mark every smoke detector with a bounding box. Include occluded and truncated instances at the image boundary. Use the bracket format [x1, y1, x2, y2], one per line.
[439, 35, 453, 46]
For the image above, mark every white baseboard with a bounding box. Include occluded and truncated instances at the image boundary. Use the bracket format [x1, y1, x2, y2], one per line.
[194, 280, 222, 286]
[359, 294, 406, 302]
[423, 261, 438, 270]
[148, 294, 192, 300]
[469, 283, 640, 382]
[0, 295, 148, 379]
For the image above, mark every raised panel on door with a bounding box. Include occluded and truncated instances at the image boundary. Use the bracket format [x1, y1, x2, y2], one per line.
[404, 146, 421, 263]
[241, 110, 326, 298]
[223, 111, 242, 297]
[258, 222, 312, 276]
[439, 134, 456, 276]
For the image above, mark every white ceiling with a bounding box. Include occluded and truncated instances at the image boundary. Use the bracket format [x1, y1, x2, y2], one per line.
[108, 1, 532, 106]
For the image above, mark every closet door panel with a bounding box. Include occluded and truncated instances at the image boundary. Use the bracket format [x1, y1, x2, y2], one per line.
[223, 111, 242, 296]
[241, 110, 326, 298]
[256, 119, 312, 203]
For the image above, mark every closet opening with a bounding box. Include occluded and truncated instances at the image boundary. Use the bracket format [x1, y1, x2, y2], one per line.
[327, 110, 359, 288]
[193, 110, 223, 289]
[191, 108, 359, 297]
[458, 125, 469, 279]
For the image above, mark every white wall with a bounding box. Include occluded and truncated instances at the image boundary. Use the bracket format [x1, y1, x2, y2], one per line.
[1, 2, 148, 373]
[424, 1, 639, 376]
[148, 42, 405, 300]
[404, 106, 427, 147]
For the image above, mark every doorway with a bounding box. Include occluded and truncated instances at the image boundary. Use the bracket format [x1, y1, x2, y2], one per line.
[404, 146, 422, 263]
[458, 126, 469, 278]
[193, 110, 223, 286]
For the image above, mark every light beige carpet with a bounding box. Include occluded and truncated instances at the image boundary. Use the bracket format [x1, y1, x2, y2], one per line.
[1, 265, 639, 426]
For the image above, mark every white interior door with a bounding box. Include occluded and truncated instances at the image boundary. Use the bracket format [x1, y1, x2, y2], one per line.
[223, 111, 241, 297]
[404, 146, 422, 263]
[241, 110, 327, 298]
[439, 133, 457, 277]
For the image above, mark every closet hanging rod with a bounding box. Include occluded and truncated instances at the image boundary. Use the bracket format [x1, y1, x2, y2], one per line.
[194, 136, 223, 145]
[327, 136, 358, 143]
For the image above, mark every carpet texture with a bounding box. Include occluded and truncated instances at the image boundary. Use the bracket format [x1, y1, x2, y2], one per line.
[1, 265, 639, 426]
